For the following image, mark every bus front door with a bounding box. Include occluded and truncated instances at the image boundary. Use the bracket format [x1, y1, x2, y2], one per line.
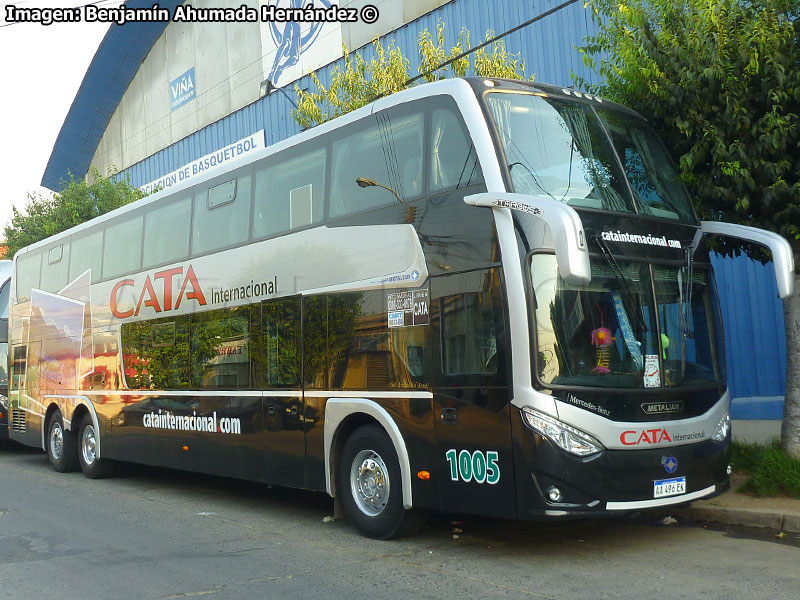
[430, 270, 516, 518]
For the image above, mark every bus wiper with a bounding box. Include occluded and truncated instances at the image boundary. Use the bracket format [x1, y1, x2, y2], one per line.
[594, 235, 649, 338]
[678, 245, 696, 377]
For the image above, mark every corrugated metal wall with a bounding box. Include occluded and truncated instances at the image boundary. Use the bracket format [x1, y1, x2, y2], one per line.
[710, 252, 787, 418]
[117, 0, 788, 417]
[123, 0, 598, 186]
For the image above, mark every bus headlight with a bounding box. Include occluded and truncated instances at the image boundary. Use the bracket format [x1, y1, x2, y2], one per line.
[712, 411, 730, 442]
[521, 407, 604, 457]
[0, 394, 8, 410]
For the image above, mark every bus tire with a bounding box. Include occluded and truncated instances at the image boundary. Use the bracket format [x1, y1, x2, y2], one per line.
[47, 410, 78, 473]
[338, 424, 426, 539]
[78, 413, 113, 479]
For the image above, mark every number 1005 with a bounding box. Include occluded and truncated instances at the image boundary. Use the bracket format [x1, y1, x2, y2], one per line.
[445, 449, 500, 484]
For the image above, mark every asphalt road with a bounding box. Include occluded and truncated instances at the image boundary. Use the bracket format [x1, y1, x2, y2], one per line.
[1, 439, 798, 600]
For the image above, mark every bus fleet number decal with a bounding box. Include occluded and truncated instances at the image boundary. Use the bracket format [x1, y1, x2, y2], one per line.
[445, 449, 500, 484]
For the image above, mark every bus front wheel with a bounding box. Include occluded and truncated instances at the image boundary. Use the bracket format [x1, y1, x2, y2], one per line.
[78, 413, 114, 479]
[338, 425, 425, 539]
[47, 410, 78, 473]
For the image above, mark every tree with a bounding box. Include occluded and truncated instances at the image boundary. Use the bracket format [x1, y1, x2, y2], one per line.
[292, 22, 533, 128]
[578, 0, 800, 456]
[3, 169, 146, 258]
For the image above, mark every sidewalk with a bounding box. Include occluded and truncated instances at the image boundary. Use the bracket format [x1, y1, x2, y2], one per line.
[665, 473, 800, 533]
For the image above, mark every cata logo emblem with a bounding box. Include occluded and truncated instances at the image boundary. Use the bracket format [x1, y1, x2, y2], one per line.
[266, 0, 331, 85]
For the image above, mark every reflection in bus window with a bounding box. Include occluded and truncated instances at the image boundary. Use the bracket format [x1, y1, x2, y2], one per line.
[192, 308, 251, 389]
[329, 108, 424, 218]
[260, 298, 301, 387]
[122, 316, 190, 389]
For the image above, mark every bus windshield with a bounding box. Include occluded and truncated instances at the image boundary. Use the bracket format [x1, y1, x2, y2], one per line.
[485, 91, 697, 222]
[530, 254, 723, 389]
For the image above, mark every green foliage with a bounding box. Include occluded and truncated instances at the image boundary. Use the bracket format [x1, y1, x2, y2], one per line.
[293, 22, 533, 128]
[294, 39, 411, 129]
[578, 0, 800, 248]
[418, 22, 471, 80]
[731, 440, 800, 498]
[3, 168, 145, 258]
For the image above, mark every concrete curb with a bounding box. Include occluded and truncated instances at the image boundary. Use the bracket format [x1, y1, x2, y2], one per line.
[666, 505, 800, 533]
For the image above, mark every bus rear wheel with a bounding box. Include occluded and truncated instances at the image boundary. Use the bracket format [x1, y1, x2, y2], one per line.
[338, 425, 425, 539]
[78, 413, 114, 479]
[47, 410, 78, 473]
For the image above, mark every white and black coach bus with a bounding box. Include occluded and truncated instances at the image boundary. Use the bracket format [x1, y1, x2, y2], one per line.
[5, 78, 794, 538]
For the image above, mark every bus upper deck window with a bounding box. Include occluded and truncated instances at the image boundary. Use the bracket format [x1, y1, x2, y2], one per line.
[193, 170, 252, 255]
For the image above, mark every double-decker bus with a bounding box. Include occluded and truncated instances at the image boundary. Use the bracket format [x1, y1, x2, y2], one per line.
[6, 78, 794, 538]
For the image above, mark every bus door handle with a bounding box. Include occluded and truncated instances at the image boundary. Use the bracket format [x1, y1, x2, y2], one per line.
[440, 407, 458, 424]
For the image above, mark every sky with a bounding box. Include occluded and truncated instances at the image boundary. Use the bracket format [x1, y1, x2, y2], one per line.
[0, 0, 125, 235]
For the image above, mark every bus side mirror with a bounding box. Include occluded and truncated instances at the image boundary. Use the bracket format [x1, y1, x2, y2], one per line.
[0, 319, 7, 344]
[698, 221, 795, 299]
[464, 193, 591, 285]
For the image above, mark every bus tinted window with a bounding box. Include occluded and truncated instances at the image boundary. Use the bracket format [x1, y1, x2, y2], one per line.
[0, 278, 11, 318]
[253, 144, 326, 238]
[70, 230, 103, 283]
[329, 107, 424, 218]
[434, 269, 504, 377]
[192, 171, 252, 255]
[122, 315, 190, 389]
[301, 292, 430, 390]
[41, 243, 70, 293]
[103, 215, 143, 279]
[191, 307, 251, 389]
[429, 99, 483, 192]
[143, 195, 191, 268]
[259, 298, 301, 387]
[15, 251, 42, 302]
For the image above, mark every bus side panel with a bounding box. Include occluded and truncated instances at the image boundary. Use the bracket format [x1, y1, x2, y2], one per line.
[101, 392, 269, 482]
[303, 395, 439, 509]
[380, 397, 439, 510]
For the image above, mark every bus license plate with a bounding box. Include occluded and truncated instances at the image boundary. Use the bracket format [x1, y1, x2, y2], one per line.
[653, 476, 686, 498]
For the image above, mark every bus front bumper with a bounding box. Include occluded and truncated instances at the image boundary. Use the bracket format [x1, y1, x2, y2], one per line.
[512, 412, 731, 519]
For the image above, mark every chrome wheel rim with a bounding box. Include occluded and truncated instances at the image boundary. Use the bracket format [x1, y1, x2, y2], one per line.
[81, 424, 97, 466]
[50, 422, 63, 461]
[350, 449, 390, 516]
